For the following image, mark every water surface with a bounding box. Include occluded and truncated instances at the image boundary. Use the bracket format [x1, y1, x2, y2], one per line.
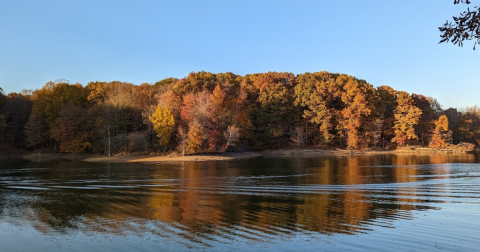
[1, 154, 479, 251]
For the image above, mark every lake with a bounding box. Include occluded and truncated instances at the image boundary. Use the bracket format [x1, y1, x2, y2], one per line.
[1, 154, 479, 251]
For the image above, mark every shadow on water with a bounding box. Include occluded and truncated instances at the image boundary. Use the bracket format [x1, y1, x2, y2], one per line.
[1, 153, 480, 250]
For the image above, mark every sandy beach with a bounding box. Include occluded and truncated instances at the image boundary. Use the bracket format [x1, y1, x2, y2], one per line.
[81, 148, 395, 164]
[82, 152, 262, 163]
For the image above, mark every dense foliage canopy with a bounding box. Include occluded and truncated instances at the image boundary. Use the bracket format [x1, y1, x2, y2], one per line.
[1, 71, 478, 154]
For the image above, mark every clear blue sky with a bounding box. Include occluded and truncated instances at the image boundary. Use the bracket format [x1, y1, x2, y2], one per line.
[0, 0, 478, 109]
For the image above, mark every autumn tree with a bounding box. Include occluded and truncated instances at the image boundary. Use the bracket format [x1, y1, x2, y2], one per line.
[249, 72, 296, 149]
[392, 92, 423, 146]
[86, 81, 149, 155]
[3, 93, 33, 149]
[154, 77, 178, 94]
[149, 106, 175, 151]
[156, 90, 182, 117]
[173, 71, 216, 96]
[444, 107, 463, 143]
[25, 111, 47, 149]
[176, 127, 188, 155]
[186, 120, 203, 153]
[88, 104, 123, 156]
[179, 91, 215, 152]
[412, 94, 437, 145]
[43, 83, 87, 125]
[454, 106, 480, 145]
[51, 103, 92, 153]
[429, 115, 452, 148]
[376, 85, 398, 147]
[6, 70, 480, 154]
[0, 88, 6, 146]
[176, 75, 245, 152]
[211, 84, 226, 124]
[25, 82, 87, 150]
[295, 72, 341, 146]
[234, 77, 253, 144]
[133, 84, 156, 123]
[204, 84, 229, 150]
[338, 75, 376, 149]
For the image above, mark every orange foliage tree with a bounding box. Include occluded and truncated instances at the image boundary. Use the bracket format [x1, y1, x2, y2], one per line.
[9, 70, 480, 155]
[338, 75, 375, 149]
[429, 115, 452, 148]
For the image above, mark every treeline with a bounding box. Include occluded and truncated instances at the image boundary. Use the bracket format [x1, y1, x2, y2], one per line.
[0, 71, 479, 155]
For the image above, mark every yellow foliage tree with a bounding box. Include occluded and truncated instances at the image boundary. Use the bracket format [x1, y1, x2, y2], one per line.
[149, 106, 175, 149]
[392, 92, 422, 146]
[429, 115, 452, 148]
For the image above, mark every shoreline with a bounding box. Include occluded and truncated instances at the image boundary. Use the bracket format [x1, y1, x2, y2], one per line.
[82, 152, 262, 163]
[11, 147, 475, 164]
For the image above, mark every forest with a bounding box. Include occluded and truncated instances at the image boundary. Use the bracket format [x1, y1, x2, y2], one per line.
[0, 71, 479, 155]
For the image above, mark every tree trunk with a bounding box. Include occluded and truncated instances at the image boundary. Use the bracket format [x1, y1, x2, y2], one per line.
[107, 126, 111, 157]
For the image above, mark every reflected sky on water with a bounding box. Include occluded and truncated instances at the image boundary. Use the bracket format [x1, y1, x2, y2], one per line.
[1, 154, 480, 251]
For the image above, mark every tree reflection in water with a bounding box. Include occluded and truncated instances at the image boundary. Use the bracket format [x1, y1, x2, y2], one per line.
[0, 154, 479, 248]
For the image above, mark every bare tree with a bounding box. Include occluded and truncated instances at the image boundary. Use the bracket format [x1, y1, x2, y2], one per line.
[290, 126, 305, 148]
[176, 127, 188, 156]
[223, 125, 240, 151]
[373, 118, 384, 148]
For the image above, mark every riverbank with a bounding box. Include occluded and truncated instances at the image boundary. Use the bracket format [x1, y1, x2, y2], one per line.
[260, 148, 391, 157]
[82, 152, 262, 163]
[13, 146, 476, 164]
[82, 148, 394, 163]
[22, 153, 94, 162]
